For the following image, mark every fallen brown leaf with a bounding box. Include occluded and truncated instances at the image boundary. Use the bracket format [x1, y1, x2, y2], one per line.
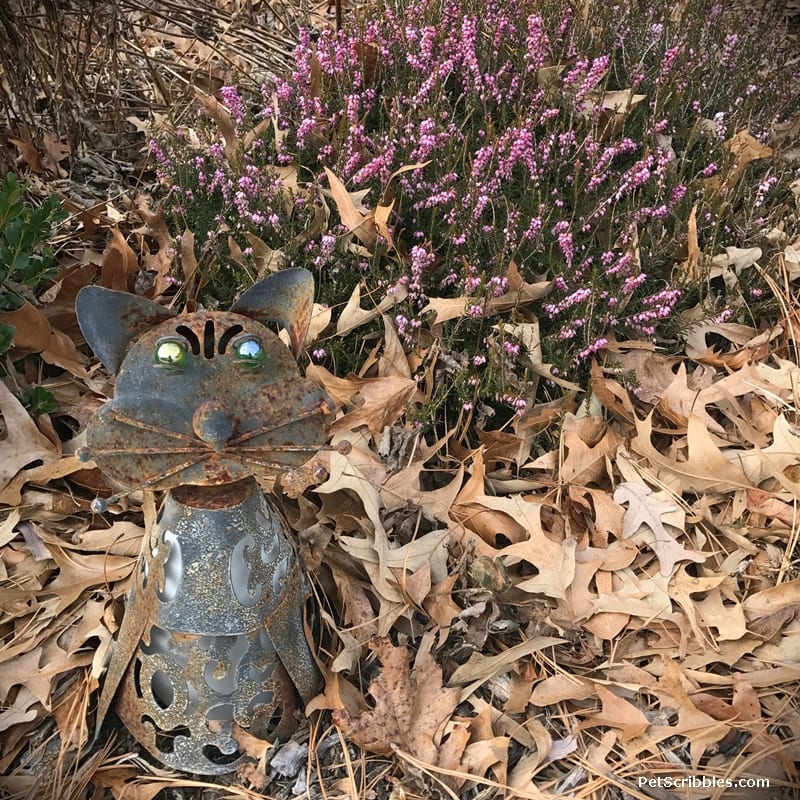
[332, 635, 464, 768]
[0, 381, 60, 493]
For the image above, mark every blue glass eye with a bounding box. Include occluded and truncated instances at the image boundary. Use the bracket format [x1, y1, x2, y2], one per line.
[155, 339, 188, 366]
[234, 337, 265, 363]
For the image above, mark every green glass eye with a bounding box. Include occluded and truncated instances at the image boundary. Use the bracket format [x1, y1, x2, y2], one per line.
[155, 339, 187, 366]
[234, 337, 265, 364]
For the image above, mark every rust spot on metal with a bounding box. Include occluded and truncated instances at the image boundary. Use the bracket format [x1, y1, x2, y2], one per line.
[171, 479, 252, 509]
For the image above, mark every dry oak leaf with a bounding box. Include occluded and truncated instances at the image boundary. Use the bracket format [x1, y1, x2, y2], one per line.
[324, 167, 378, 251]
[581, 683, 650, 741]
[0, 301, 88, 377]
[647, 659, 732, 767]
[684, 319, 780, 362]
[613, 482, 704, 576]
[99, 227, 138, 292]
[335, 281, 408, 336]
[332, 635, 463, 765]
[632, 412, 751, 493]
[42, 543, 135, 613]
[132, 198, 177, 296]
[421, 262, 551, 333]
[724, 413, 800, 488]
[317, 448, 447, 630]
[693, 586, 748, 642]
[529, 673, 595, 706]
[498, 499, 577, 598]
[448, 636, 564, 696]
[195, 89, 238, 163]
[743, 579, 800, 620]
[0, 454, 86, 507]
[379, 312, 412, 378]
[0, 380, 59, 492]
[381, 457, 463, 527]
[450, 448, 529, 546]
[559, 413, 621, 485]
[329, 374, 420, 438]
[75, 767, 182, 800]
[657, 362, 726, 434]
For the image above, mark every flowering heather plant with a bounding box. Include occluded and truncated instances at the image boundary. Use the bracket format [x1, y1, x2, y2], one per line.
[154, 0, 799, 421]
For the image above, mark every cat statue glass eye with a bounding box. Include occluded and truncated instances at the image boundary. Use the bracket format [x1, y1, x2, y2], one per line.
[155, 338, 188, 366]
[233, 335, 265, 364]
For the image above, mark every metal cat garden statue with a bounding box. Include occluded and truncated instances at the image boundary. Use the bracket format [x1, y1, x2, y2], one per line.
[76, 268, 335, 774]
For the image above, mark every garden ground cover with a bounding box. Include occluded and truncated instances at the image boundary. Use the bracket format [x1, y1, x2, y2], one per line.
[0, 0, 799, 798]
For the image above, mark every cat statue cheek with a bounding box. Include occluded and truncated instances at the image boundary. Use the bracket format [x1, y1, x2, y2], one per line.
[76, 269, 327, 774]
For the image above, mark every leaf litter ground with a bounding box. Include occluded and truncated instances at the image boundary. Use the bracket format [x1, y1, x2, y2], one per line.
[1, 2, 800, 800]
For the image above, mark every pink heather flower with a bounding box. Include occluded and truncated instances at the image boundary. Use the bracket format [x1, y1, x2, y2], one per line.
[670, 185, 687, 203]
[149, 139, 171, 166]
[488, 276, 508, 296]
[712, 309, 733, 323]
[209, 141, 226, 160]
[472, 355, 486, 366]
[575, 337, 608, 363]
[220, 85, 245, 124]
[523, 217, 542, 241]
[622, 273, 648, 294]
[754, 175, 778, 207]
[441, 271, 459, 288]
[580, 54, 610, 98]
[496, 394, 527, 415]
[658, 45, 682, 82]
[312, 348, 327, 361]
[558, 231, 574, 267]
[524, 15, 548, 69]
[405, 245, 434, 301]
[464, 275, 481, 293]
[321, 233, 336, 255]
[720, 33, 740, 67]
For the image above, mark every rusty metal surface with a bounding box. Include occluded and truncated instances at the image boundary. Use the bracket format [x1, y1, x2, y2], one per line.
[76, 286, 177, 373]
[231, 267, 314, 358]
[77, 269, 328, 774]
[84, 309, 332, 491]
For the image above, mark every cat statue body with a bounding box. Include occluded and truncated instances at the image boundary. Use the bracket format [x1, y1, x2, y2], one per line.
[76, 269, 329, 774]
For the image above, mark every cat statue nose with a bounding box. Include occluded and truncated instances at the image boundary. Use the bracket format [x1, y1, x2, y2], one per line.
[192, 401, 235, 450]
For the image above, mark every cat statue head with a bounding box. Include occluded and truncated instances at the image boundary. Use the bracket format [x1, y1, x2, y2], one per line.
[76, 268, 333, 500]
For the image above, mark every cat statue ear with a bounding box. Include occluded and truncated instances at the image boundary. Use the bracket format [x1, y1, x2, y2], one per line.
[231, 268, 314, 359]
[76, 268, 316, 372]
[76, 288, 176, 374]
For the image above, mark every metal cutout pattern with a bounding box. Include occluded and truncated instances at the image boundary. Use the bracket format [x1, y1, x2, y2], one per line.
[114, 481, 298, 773]
[113, 481, 315, 773]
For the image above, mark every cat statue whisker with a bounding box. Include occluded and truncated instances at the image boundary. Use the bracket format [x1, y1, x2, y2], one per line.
[77, 268, 331, 774]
